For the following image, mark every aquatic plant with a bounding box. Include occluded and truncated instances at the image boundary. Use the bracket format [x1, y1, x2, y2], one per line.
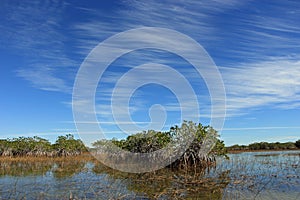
[92, 121, 228, 169]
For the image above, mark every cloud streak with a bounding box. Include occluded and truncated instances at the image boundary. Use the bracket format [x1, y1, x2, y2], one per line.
[222, 59, 300, 115]
[1, 0, 76, 92]
[3, 0, 300, 124]
[223, 126, 300, 131]
[72, 0, 300, 120]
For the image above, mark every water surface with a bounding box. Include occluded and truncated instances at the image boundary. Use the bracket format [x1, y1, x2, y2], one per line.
[0, 150, 299, 199]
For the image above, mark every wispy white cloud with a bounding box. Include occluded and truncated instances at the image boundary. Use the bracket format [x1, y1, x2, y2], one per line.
[73, 0, 245, 56]
[1, 0, 76, 92]
[71, 0, 300, 120]
[62, 121, 152, 125]
[16, 67, 72, 93]
[4, 0, 300, 123]
[222, 59, 300, 115]
[267, 135, 300, 142]
[52, 128, 78, 132]
[223, 126, 300, 131]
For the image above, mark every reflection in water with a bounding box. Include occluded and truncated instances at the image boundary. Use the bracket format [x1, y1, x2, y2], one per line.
[0, 161, 52, 177]
[93, 163, 230, 199]
[0, 151, 299, 199]
[0, 160, 86, 179]
[220, 151, 300, 199]
[53, 160, 86, 179]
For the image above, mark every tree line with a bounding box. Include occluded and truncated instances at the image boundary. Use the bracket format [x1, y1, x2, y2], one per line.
[2, 128, 298, 160]
[0, 134, 87, 157]
[227, 140, 300, 151]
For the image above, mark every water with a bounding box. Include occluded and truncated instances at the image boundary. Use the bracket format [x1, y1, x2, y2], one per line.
[0, 150, 299, 199]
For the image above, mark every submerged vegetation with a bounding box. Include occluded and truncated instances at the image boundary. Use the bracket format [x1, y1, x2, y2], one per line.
[0, 134, 87, 157]
[93, 163, 230, 199]
[0, 122, 299, 199]
[1, 151, 299, 199]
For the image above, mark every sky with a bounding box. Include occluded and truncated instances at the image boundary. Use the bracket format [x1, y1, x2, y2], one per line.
[0, 0, 300, 146]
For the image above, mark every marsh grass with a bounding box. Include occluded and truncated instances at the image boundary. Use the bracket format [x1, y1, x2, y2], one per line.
[219, 151, 300, 199]
[0, 152, 95, 162]
[92, 162, 231, 199]
[0, 151, 299, 199]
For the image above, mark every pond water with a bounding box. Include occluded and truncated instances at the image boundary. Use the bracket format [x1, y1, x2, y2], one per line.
[0, 150, 299, 199]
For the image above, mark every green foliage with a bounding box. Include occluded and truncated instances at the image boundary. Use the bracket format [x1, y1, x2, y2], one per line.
[32, 136, 52, 152]
[212, 140, 229, 159]
[0, 134, 87, 157]
[92, 130, 171, 154]
[121, 130, 171, 153]
[295, 139, 300, 148]
[54, 134, 86, 154]
[227, 141, 299, 151]
[170, 121, 225, 168]
[93, 121, 227, 168]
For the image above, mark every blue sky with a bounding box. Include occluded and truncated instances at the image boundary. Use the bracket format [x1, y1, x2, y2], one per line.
[1, 0, 300, 146]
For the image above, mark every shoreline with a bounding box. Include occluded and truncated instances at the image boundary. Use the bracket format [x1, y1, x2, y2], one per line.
[0, 152, 95, 162]
[227, 148, 300, 154]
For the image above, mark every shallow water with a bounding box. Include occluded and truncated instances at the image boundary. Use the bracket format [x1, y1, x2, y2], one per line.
[0, 150, 299, 199]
